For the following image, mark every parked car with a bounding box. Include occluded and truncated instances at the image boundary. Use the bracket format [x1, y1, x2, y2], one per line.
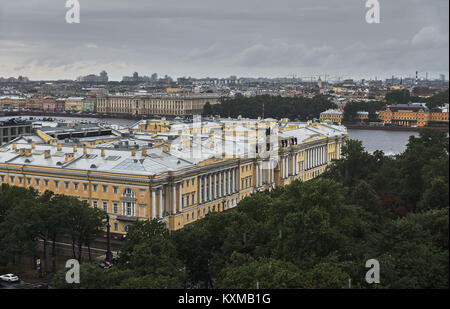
[0, 274, 19, 282]
[94, 262, 112, 269]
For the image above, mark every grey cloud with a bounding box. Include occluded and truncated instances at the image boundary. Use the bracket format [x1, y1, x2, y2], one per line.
[0, 0, 448, 80]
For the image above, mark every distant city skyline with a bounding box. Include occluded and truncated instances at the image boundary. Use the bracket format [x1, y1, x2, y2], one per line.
[0, 0, 448, 81]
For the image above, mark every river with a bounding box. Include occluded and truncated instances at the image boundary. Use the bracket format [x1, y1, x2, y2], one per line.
[347, 129, 419, 155]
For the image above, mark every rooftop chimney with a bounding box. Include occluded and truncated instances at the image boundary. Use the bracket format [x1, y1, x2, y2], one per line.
[44, 150, 51, 159]
[57, 143, 62, 151]
[141, 148, 147, 156]
[12, 143, 17, 150]
[65, 153, 75, 163]
[31, 142, 35, 149]
[73, 145, 78, 152]
[101, 149, 105, 157]
[83, 146, 87, 155]
[131, 148, 136, 156]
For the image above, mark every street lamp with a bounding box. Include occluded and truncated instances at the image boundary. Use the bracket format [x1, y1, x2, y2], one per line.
[105, 214, 112, 263]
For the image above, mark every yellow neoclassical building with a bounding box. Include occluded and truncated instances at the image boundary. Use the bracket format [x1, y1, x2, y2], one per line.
[0, 118, 347, 234]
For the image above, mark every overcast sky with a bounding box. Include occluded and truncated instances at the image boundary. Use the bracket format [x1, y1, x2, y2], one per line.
[0, 0, 448, 81]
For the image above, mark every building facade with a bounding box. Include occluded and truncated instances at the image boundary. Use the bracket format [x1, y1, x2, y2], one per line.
[320, 109, 344, 124]
[378, 103, 449, 127]
[0, 119, 346, 234]
[96, 95, 220, 116]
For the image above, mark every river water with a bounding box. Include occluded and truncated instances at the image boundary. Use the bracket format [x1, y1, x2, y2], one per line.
[2, 115, 419, 155]
[347, 129, 419, 155]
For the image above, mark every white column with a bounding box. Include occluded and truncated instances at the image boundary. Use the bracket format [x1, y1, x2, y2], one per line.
[209, 174, 212, 201]
[172, 184, 176, 215]
[178, 183, 182, 212]
[285, 157, 288, 178]
[227, 170, 231, 195]
[307, 150, 310, 170]
[214, 173, 217, 199]
[198, 177, 202, 204]
[151, 189, 156, 219]
[219, 172, 222, 197]
[203, 176, 207, 202]
[166, 185, 170, 212]
[159, 187, 163, 218]
[232, 168, 235, 193]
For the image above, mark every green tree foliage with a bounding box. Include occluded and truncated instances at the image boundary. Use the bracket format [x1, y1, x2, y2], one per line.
[301, 263, 349, 289]
[0, 186, 106, 274]
[343, 101, 386, 122]
[202, 94, 336, 121]
[411, 89, 449, 109]
[385, 89, 411, 105]
[215, 252, 303, 289]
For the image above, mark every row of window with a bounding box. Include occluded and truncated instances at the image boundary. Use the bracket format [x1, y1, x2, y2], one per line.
[241, 176, 252, 189]
[241, 165, 252, 173]
[181, 192, 196, 208]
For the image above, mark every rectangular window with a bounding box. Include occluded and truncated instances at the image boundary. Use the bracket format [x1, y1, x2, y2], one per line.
[114, 223, 118, 231]
[191, 193, 195, 204]
[92, 200, 98, 208]
[102, 185, 107, 193]
[93, 184, 97, 192]
[186, 195, 189, 206]
[192, 179, 195, 186]
[10, 176, 14, 183]
[113, 187, 118, 194]
[35, 179, 40, 186]
[83, 183, 88, 191]
[74, 183, 79, 190]
[0, 175, 4, 182]
[65, 182, 69, 189]
[125, 202, 132, 216]
[27, 178, 31, 185]
[113, 202, 118, 214]
[54, 180, 59, 188]
[18, 177, 22, 185]
[102, 201, 108, 212]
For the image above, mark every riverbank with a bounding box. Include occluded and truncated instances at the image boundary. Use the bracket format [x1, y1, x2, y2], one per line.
[344, 123, 448, 132]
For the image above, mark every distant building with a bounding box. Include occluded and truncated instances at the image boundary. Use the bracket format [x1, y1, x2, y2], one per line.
[320, 109, 344, 124]
[0, 118, 32, 144]
[77, 71, 108, 83]
[42, 98, 57, 112]
[82, 97, 97, 113]
[97, 94, 221, 116]
[65, 97, 84, 112]
[378, 103, 449, 127]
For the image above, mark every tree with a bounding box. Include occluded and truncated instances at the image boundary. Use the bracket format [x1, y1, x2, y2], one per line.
[215, 252, 303, 289]
[385, 89, 411, 105]
[301, 263, 350, 289]
[352, 180, 384, 220]
[418, 177, 449, 212]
